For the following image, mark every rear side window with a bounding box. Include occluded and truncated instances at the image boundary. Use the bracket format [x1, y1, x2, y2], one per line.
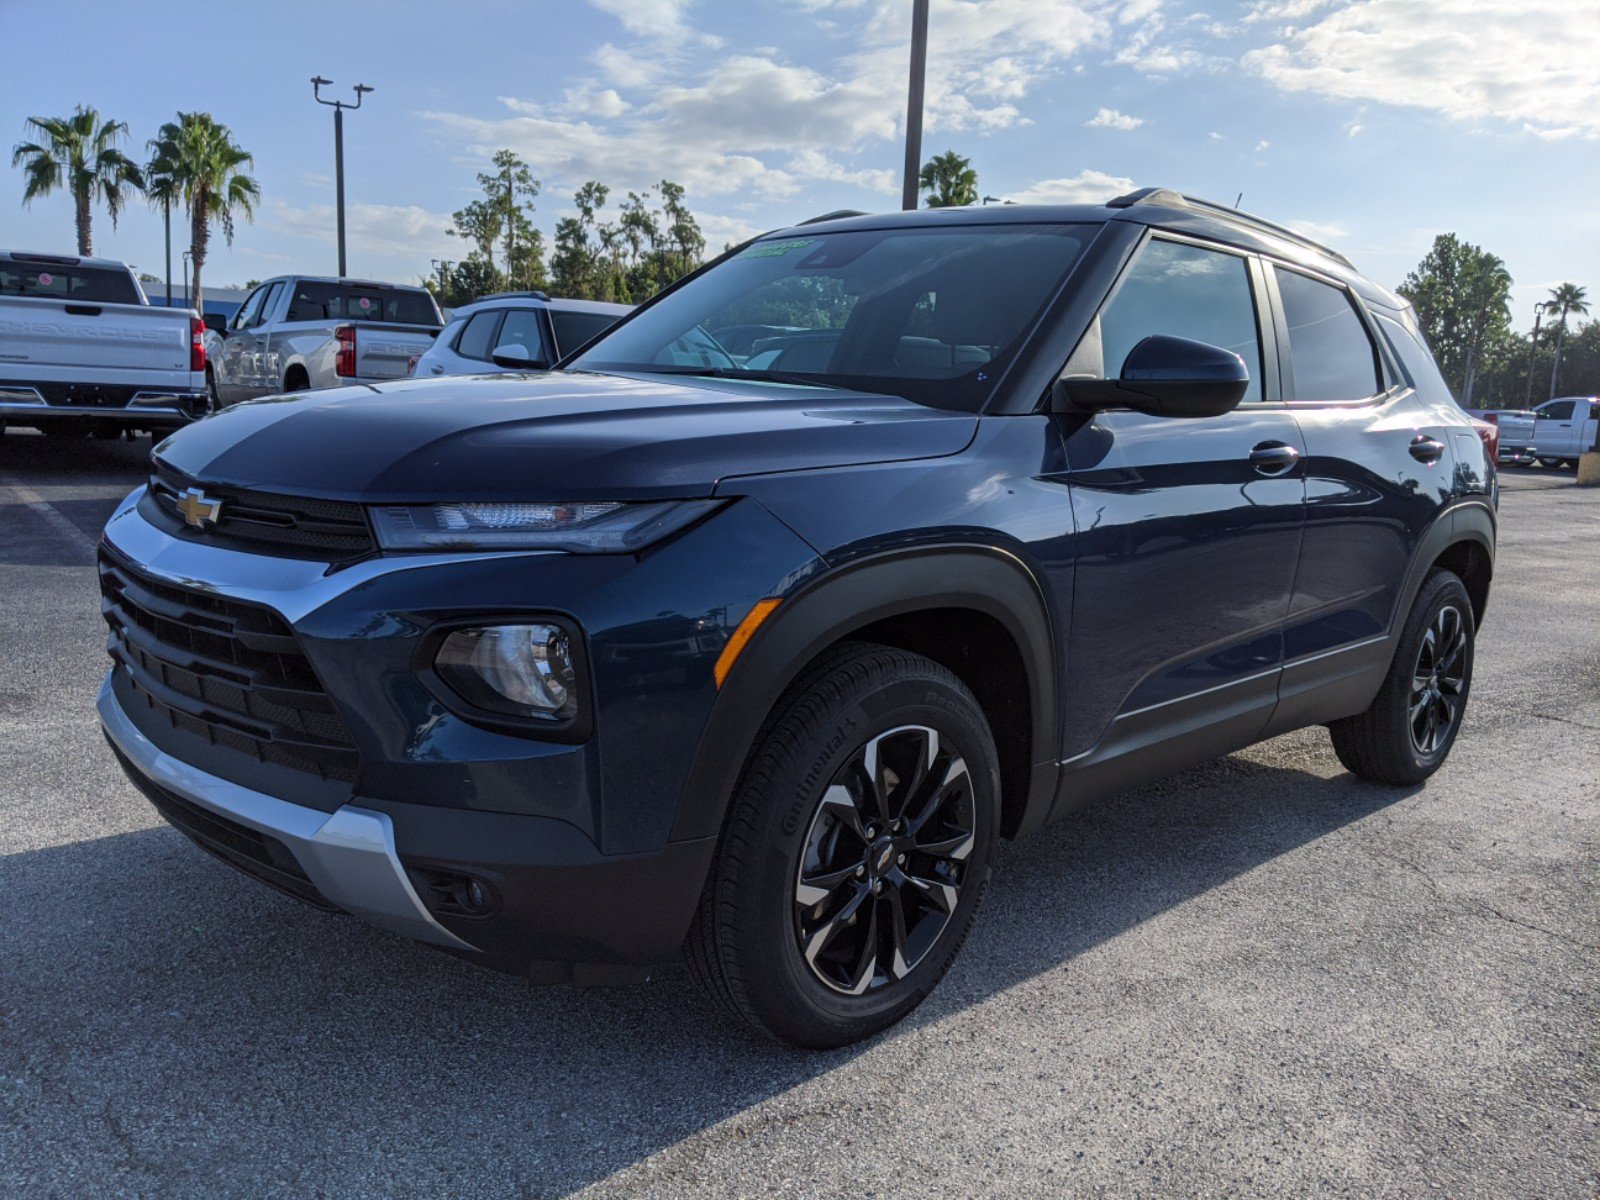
[550, 309, 623, 357]
[1275, 267, 1380, 401]
[1375, 312, 1451, 404]
[0, 261, 141, 304]
[454, 311, 504, 361]
[286, 282, 439, 325]
[1083, 238, 1264, 402]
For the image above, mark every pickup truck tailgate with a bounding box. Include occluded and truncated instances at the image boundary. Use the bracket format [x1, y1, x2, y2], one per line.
[354, 324, 438, 381]
[0, 297, 190, 373]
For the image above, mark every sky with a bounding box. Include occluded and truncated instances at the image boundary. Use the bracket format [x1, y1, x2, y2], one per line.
[4, 0, 1596, 318]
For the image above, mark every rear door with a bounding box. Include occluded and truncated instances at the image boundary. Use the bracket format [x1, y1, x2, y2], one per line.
[1266, 265, 1445, 731]
[1055, 234, 1306, 777]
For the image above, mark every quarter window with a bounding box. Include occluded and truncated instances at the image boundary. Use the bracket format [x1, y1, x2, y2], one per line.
[1274, 267, 1380, 401]
[454, 311, 504, 361]
[1085, 239, 1264, 402]
[550, 310, 623, 357]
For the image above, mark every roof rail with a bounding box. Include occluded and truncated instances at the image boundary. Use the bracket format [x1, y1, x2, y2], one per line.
[1107, 187, 1355, 269]
[798, 209, 868, 226]
[474, 290, 551, 302]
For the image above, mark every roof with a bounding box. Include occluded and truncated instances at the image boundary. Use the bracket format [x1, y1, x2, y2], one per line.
[772, 188, 1384, 301]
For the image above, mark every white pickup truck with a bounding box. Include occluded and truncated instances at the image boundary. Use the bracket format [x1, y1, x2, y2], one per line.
[203, 275, 443, 406]
[0, 250, 207, 437]
[1493, 397, 1600, 469]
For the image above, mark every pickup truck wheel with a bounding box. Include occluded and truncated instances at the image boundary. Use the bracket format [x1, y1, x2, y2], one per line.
[1537, 457, 1565, 469]
[205, 368, 221, 413]
[1328, 570, 1474, 786]
[685, 642, 999, 1049]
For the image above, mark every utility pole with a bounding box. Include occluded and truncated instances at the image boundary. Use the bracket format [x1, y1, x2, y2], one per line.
[1523, 302, 1544, 408]
[901, 0, 929, 211]
[311, 76, 373, 277]
[163, 198, 172, 307]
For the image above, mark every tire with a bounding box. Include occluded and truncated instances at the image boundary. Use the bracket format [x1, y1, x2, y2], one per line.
[1537, 457, 1564, 469]
[205, 368, 222, 413]
[685, 642, 1000, 1049]
[1328, 570, 1475, 785]
[283, 369, 308, 393]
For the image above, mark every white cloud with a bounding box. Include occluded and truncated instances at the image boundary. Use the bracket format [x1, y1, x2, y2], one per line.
[1209, 130, 1226, 140]
[1254, 139, 1271, 151]
[1086, 106, 1145, 130]
[1243, 0, 1600, 139]
[587, 0, 694, 42]
[562, 87, 632, 119]
[1008, 169, 1137, 205]
[264, 200, 457, 259]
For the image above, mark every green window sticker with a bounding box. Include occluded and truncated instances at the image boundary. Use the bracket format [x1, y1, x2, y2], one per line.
[740, 238, 815, 259]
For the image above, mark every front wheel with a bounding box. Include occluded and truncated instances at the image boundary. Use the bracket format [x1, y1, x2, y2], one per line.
[685, 643, 999, 1048]
[1329, 570, 1475, 785]
[1537, 457, 1566, 469]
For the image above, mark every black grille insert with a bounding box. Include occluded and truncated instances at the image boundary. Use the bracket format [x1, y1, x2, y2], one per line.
[109, 742, 336, 910]
[146, 460, 375, 560]
[100, 549, 360, 784]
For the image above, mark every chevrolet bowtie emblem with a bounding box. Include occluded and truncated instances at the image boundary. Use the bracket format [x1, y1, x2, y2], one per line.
[175, 486, 223, 529]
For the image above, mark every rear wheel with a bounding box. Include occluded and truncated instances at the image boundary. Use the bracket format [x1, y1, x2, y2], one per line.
[685, 643, 999, 1048]
[1329, 570, 1474, 785]
[205, 368, 222, 413]
[1537, 457, 1565, 469]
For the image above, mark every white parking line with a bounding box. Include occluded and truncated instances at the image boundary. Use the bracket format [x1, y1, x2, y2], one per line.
[0, 473, 99, 559]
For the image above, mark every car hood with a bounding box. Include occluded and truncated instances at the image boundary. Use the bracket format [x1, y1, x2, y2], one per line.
[154, 371, 978, 502]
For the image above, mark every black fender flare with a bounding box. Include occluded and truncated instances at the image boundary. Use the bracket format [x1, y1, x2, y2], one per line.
[669, 545, 1062, 843]
[1393, 497, 1495, 636]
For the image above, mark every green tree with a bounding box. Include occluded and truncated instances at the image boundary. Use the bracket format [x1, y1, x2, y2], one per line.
[918, 150, 978, 209]
[1399, 234, 1512, 402]
[12, 106, 144, 255]
[449, 149, 545, 292]
[1543, 282, 1590, 398]
[146, 113, 260, 312]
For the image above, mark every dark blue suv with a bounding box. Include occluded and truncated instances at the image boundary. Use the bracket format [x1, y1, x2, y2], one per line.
[99, 190, 1494, 1047]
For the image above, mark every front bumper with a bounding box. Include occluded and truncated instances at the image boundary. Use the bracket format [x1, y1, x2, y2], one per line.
[102, 673, 718, 976]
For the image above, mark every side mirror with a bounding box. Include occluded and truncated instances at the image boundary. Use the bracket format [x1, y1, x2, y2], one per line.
[202, 312, 228, 337]
[1053, 334, 1249, 419]
[489, 343, 547, 370]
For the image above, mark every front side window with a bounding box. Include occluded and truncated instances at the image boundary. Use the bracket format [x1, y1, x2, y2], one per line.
[1275, 267, 1380, 401]
[569, 224, 1090, 409]
[249, 282, 282, 328]
[231, 285, 268, 331]
[1073, 239, 1264, 402]
[1538, 400, 1575, 421]
[454, 311, 504, 361]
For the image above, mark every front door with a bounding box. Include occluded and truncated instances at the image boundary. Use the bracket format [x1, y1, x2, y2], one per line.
[1533, 399, 1581, 458]
[1054, 235, 1305, 799]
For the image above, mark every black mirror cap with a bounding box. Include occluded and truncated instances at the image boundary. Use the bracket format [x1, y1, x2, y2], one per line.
[1053, 335, 1249, 419]
[201, 312, 228, 336]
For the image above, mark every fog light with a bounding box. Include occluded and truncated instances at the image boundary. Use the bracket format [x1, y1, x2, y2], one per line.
[433, 623, 579, 721]
[466, 879, 489, 910]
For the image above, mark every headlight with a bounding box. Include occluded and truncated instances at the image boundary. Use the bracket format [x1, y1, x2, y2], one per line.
[433, 623, 578, 721]
[370, 499, 720, 553]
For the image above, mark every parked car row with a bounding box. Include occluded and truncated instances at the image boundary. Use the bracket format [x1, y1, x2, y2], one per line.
[0, 252, 634, 436]
[1466, 400, 1600, 468]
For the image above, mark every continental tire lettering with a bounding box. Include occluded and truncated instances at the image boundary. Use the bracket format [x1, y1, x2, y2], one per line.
[782, 715, 857, 836]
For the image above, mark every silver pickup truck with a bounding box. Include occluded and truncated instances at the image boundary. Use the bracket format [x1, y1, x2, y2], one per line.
[204, 275, 443, 406]
[0, 250, 207, 436]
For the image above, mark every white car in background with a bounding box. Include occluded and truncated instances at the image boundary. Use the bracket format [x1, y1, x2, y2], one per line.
[410, 292, 630, 377]
[1493, 397, 1600, 469]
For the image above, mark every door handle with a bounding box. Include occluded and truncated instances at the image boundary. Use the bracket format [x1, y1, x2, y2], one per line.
[1409, 435, 1446, 463]
[430, 365, 444, 375]
[1248, 441, 1300, 476]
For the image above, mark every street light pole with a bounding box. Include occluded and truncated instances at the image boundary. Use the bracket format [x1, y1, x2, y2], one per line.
[901, 0, 929, 211]
[1523, 302, 1544, 409]
[163, 198, 172, 307]
[181, 249, 191, 309]
[311, 76, 374, 278]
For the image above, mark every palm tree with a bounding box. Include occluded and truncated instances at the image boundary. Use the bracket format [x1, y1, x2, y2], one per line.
[11, 106, 144, 255]
[918, 151, 979, 209]
[1543, 282, 1589, 399]
[147, 112, 260, 311]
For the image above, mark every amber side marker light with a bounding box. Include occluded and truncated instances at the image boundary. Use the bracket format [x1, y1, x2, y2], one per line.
[714, 598, 781, 688]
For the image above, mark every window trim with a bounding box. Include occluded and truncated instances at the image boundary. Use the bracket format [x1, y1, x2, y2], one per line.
[1055, 227, 1281, 405]
[230, 284, 269, 332]
[250, 281, 283, 329]
[1261, 259, 1398, 409]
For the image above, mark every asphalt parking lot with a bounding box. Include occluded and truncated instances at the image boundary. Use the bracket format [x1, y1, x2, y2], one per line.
[1, 430, 1595, 1199]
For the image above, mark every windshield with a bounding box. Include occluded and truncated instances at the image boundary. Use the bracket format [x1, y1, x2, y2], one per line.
[569, 224, 1090, 408]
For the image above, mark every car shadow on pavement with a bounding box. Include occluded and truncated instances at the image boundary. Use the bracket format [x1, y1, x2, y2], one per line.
[2, 742, 1416, 1197]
